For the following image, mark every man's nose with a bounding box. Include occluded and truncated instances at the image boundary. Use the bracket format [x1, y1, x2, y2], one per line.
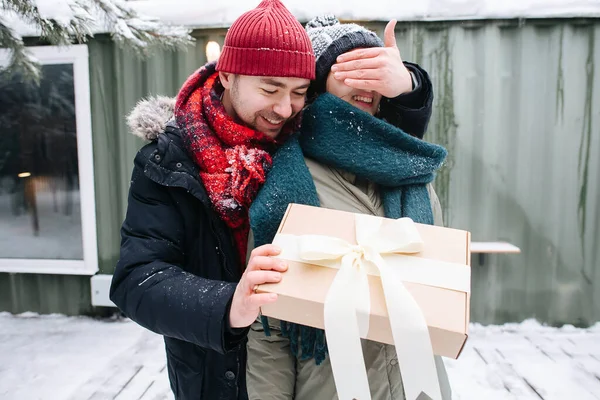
[273, 96, 293, 119]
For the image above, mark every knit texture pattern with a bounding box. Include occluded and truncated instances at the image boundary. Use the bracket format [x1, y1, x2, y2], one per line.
[217, 0, 315, 79]
[175, 62, 299, 266]
[305, 15, 383, 91]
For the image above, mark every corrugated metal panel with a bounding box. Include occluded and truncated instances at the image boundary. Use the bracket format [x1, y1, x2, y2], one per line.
[2, 20, 598, 325]
[384, 19, 599, 326]
[0, 273, 92, 315]
[89, 32, 225, 275]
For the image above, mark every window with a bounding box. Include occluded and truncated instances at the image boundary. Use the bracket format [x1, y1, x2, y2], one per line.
[0, 45, 98, 275]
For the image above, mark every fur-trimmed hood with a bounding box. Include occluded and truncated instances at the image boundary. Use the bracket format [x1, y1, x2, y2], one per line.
[126, 95, 176, 141]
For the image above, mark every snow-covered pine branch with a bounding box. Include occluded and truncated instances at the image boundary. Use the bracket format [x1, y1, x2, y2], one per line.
[1, 0, 195, 83]
[0, 19, 41, 82]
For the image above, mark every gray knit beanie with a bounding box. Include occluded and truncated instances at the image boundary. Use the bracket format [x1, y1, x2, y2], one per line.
[305, 15, 384, 93]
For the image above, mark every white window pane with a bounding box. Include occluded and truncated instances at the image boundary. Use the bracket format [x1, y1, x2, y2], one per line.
[0, 64, 84, 260]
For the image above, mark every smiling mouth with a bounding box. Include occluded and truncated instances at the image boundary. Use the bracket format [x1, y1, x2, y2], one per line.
[352, 95, 373, 104]
[262, 116, 284, 126]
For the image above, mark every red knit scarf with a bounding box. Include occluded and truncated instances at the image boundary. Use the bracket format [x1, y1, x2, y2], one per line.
[174, 63, 298, 267]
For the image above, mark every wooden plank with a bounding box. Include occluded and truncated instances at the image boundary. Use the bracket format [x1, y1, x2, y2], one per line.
[525, 333, 600, 398]
[470, 338, 546, 399]
[445, 339, 519, 399]
[138, 365, 173, 400]
[69, 329, 167, 400]
[89, 365, 144, 400]
[113, 365, 164, 400]
[498, 333, 599, 400]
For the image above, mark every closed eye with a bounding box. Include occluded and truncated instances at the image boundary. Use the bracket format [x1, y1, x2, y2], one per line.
[262, 89, 276, 95]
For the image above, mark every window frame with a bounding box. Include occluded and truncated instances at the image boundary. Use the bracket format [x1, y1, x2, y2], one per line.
[0, 45, 98, 275]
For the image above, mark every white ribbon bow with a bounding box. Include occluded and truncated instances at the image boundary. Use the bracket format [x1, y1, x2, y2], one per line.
[274, 214, 445, 400]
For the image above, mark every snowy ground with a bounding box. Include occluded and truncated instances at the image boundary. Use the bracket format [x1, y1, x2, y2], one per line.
[1, 312, 599, 400]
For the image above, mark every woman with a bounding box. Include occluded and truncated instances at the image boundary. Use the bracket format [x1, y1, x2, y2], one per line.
[246, 15, 452, 400]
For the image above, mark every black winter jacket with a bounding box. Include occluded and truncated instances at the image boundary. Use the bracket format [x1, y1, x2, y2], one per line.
[110, 123, 250, 400]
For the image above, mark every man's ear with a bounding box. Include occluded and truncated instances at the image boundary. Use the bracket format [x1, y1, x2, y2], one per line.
[219, 71, 234, 89]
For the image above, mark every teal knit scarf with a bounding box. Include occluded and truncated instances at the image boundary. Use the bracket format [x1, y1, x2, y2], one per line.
[248, 93, 447, 365]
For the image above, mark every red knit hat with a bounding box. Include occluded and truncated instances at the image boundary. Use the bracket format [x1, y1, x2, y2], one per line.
[216, 0, 315, 80]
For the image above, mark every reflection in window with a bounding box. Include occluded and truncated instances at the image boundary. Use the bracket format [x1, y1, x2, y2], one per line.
[0, 64, 83, 260]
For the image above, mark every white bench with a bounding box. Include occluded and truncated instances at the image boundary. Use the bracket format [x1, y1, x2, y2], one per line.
[471, 241, 521, 265]
[471, 242, 521, 254]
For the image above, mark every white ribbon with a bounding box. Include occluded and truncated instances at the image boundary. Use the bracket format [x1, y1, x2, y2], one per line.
[273, 215, 467, 400]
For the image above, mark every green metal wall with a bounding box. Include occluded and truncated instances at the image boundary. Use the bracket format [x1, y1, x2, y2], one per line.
[0, 32, 224, 315]
[2, 20, 598, 325]
[384, 19, 599, 326]
[88, 32, 224, 277]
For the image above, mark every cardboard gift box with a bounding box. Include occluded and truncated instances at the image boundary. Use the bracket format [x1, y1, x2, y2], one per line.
[258, 203, 472, 360]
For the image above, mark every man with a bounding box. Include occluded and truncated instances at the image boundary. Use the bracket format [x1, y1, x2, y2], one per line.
[246, 16, 451, 399]
[109, 1, 315, 399]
